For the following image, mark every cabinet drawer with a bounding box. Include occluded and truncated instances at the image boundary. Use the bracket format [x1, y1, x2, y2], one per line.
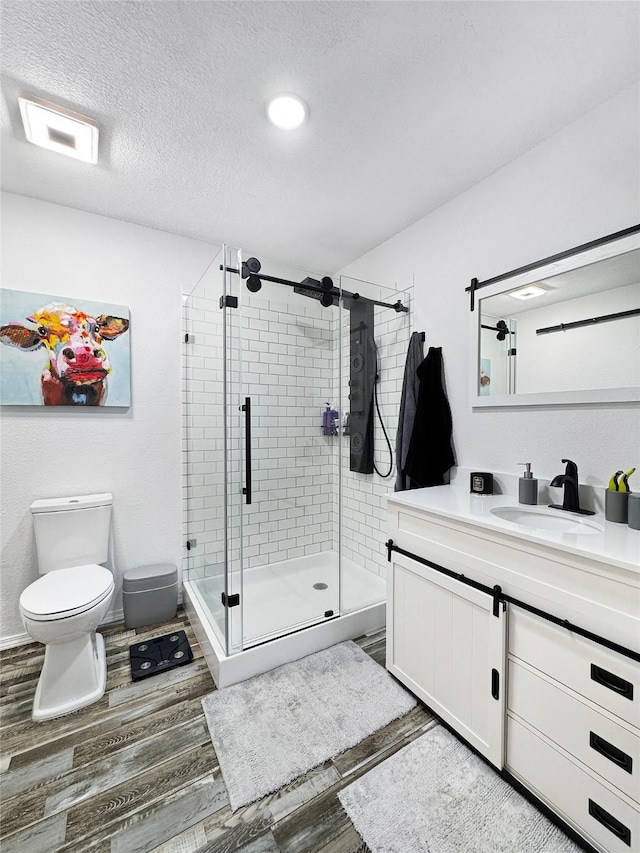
[509, 609, 640, 729]
[508, 659, 640, 803]
[507, 716, 640, 853]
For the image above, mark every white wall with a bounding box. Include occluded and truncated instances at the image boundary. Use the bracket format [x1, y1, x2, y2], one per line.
[0, 192, 217, 644]
[340, 84, 640, 488]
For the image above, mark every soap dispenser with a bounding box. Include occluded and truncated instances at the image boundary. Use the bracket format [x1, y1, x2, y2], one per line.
[518, 462, 538, 505]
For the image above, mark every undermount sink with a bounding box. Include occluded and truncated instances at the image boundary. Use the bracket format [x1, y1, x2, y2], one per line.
[490, 506, 602, 535]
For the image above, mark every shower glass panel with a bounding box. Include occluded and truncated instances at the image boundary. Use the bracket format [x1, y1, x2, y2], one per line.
[221, 247, 244, 654]
[227, 252, 343, 649]
[182, 246, 230, 650]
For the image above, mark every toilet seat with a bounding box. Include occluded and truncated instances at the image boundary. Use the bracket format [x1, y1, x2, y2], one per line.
[20, 564, 114, 621]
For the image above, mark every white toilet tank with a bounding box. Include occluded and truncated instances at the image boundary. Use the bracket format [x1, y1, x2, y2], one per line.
[30, 493, 113, 574]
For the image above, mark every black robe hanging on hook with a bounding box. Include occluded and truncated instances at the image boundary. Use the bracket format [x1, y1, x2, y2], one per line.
[403, 347, 454, 487]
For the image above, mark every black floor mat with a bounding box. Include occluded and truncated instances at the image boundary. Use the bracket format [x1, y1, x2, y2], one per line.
[129, 629, 194, 681]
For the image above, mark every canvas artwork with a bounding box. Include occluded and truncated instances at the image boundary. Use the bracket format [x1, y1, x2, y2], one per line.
[0, 289, 131, 407]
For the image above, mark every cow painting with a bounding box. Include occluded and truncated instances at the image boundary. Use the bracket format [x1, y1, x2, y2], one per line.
[0, 294, 130, 406]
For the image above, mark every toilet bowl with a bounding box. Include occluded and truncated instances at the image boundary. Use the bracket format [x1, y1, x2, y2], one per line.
[25, 492, 115, 721]
[20, 564, 114, 721]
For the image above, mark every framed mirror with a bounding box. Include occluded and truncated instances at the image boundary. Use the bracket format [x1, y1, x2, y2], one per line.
[468, 227, 640, 407]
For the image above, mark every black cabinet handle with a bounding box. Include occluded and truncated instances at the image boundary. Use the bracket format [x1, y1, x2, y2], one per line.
[242, 397, 252, 505]
[590, 731, 633, 774]
[588, 799, 631, 846]
[491, 668, 500, 700]
[591, 664, 634, 700]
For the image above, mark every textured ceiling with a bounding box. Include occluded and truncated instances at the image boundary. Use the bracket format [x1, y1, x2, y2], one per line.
[1, 1, 639, 275]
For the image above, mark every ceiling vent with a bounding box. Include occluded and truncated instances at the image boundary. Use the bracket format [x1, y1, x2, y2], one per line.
[18, 95, 99, 164]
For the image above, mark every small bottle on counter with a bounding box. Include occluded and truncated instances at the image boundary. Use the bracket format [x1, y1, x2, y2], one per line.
[518, 462, 538, 505]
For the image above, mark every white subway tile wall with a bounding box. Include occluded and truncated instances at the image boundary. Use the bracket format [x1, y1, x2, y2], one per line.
[182, 269, 412, 612]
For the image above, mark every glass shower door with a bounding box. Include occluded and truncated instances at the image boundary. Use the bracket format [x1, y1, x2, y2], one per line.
[221, 247, 244, 655]
[224, 251, 342, 649]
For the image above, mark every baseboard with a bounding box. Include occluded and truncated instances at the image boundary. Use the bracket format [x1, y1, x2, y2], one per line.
[0, 631, 33, 651]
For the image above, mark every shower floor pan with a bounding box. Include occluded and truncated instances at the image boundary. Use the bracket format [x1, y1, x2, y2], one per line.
[183, 551, 386, 688]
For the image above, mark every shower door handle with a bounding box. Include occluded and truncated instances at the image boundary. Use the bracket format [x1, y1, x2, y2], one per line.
[242, 397, 252, 505]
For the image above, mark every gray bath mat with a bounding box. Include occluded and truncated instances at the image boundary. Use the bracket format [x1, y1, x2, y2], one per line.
[338, 725, 581, 853]
[201, 640, 417, 810]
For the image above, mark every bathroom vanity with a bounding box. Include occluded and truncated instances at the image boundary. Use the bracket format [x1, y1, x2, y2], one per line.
[386, 487, 640, 853]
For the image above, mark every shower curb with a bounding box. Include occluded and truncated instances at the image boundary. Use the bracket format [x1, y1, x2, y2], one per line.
[183, 581, 385, 689]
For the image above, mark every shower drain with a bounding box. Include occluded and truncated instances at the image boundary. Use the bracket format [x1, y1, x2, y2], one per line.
[313, 582, 329, 590]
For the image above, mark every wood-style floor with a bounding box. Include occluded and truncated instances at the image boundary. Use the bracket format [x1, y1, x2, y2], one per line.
[0, 610, 435, 853]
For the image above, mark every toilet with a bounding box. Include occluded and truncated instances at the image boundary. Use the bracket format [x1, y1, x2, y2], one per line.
[19, 493, 115, 721]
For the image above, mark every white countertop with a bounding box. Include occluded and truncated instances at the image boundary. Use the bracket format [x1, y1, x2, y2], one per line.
[388, 485, 640, 574]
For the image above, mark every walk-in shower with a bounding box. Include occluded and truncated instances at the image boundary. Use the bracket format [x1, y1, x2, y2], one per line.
[182, 246, 411, 685]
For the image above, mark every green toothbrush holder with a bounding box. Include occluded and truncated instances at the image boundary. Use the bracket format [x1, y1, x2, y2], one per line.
[605, 489, 628, 524]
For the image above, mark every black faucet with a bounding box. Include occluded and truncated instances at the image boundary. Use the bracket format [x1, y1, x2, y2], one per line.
[549, 459, 595, 516]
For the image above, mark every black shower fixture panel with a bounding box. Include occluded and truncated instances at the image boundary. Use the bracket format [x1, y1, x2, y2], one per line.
[246, 275, 262, 292]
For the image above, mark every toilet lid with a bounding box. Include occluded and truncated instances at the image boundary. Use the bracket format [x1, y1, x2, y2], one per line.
[20, 564, 114, 619]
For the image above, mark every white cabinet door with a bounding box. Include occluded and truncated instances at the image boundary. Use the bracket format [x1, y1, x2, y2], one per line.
[388, 551, 506, 768]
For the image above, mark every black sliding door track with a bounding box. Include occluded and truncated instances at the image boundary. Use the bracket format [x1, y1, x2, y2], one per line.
[386, 540, 639, 663]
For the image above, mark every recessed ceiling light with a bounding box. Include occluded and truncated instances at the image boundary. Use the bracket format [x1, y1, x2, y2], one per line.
[18, 95, 99, 163]
[508, 284, 547, 301]
[266, 94, 308, 130]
